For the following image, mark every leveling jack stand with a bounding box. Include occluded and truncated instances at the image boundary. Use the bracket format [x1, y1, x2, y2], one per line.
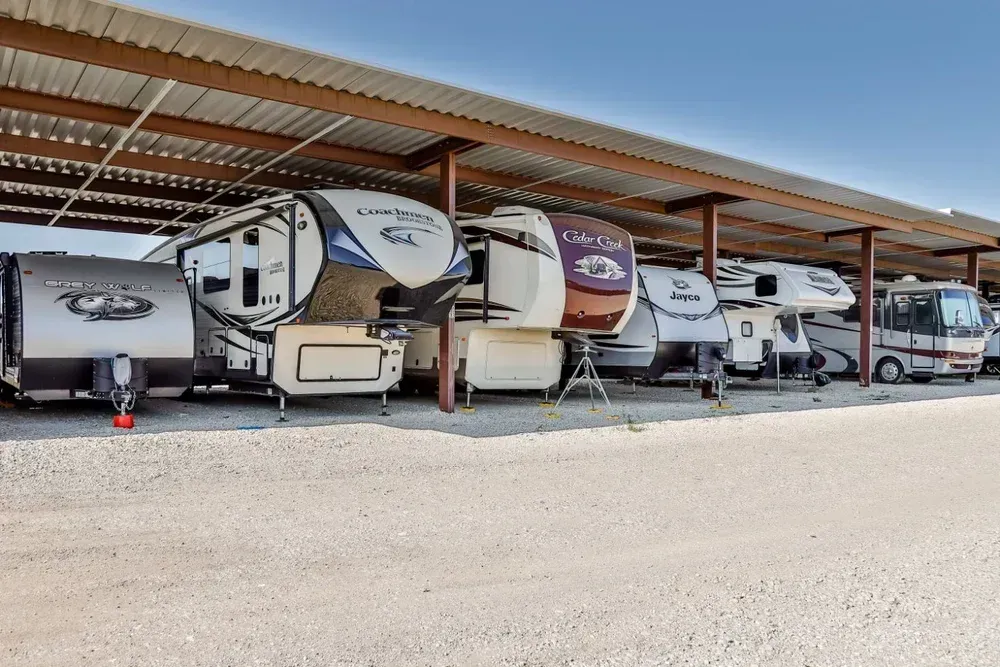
[460, 385, 476, 413]
[538, 386, 555, 409]
[379, 392, 389, 417]
[554, 346, 611, 411]
[277, 394, 288, 422]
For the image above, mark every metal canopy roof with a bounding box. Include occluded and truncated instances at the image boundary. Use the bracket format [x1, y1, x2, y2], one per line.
[0, 0, 998, 280]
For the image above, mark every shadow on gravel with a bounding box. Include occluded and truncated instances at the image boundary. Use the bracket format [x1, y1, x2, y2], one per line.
[1, 376, 998, 441]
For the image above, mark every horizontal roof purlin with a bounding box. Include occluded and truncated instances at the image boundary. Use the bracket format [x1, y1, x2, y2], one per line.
[0, 0, 997, 281]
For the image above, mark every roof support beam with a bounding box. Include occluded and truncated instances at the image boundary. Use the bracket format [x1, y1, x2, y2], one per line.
[406, 137, 483, 171]
[0, 90, 941, 251]
[662, 192, 747, 215]
[824, 226, 878, 241]
[0, 191, 204, 226]
[0, 209, 173, 235]
[0, 165, 257, 207]
[859, 229, 874, 387]
[0, 17, 925, 235]
[932, 244, 998, 258]
[968, 250, 980, 288]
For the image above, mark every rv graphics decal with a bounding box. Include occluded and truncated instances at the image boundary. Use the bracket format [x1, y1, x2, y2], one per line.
[379, 225, 442, 248]
[561, 229, 626, 253]
[573, 255, 627, 281]
[56, 290, 157, 322]
[805, 271, 843, 296]
[357, 207, 445, 233]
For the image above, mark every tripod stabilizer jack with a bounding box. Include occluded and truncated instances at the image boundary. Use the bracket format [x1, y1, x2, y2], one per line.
[553, 347, 611, 411]
[379, 392, 390, 417]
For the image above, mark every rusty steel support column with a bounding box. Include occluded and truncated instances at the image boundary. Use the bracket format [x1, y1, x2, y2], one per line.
[967, 250, 979, 288]
[702, 203, 718, 399]
[438, 151, 457, 413]
[859, 229, 875, 388]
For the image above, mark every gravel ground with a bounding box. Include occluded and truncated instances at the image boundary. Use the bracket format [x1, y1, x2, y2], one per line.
[3, 393, 1000, 665]
[2, 375, 1000, 440]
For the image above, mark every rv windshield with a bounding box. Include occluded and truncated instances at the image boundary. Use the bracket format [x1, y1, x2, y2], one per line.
[937, 289, 980, 329]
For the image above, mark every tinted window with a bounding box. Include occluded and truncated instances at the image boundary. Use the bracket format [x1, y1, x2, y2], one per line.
[242, 229, 259, 307]
[755, 275, 778, 297]
[202, 238, 231, 294]
[842, 304, 861, 323]
[468, 249, 486, 286]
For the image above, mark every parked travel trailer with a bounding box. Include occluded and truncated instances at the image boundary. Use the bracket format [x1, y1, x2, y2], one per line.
[577, 266, 729, 384]
[144, 189, 471, 408]
[712, 259, 855, 379]
[0, 252, 194, 407]
[803, 278, 989, 383]
[402, 206, 637, 396]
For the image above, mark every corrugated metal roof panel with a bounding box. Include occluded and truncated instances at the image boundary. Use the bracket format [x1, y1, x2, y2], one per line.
[7, 0, 972, 227]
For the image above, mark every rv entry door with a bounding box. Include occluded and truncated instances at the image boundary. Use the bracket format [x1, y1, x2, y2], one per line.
[908, 293, 936, 370]
[893, 292, 935, 371]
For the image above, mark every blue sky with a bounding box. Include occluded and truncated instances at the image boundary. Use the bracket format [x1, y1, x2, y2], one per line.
[6, 0, 999, 256]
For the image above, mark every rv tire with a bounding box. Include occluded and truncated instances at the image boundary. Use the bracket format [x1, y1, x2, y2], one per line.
[874, 358, 904, 384]
[397, 378, 418, 397]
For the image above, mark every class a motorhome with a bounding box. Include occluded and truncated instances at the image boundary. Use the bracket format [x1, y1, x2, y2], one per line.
[143, 189, 471, 405]
[0, 252, 194, 406]
[576, 266, 729, 383]
[402, 206, 638, 394]
[804, 277, 989, 383]
[982, 296, 1000, 373]
[711, 259, 855, 378]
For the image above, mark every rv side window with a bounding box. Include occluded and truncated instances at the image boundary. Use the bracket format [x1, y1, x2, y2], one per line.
[468, 249, 486, 286]
[741, 322, 753, 337]
[242, 229, 259, 307]
[755, 275, 778, 297]
[202, 238, 231, 294]
[842, 305, 861, 323]
[893, 299, 910, 331]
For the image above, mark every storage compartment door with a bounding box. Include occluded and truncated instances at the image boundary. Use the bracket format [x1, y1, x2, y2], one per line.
[484, 340, 548, 381]
[298, 345, 383, 381]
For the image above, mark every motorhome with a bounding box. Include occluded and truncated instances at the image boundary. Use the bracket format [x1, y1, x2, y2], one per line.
[576, 266, 729, 386]
[983, 296, 1000, 374]
[402, 206, 637, 397]
[143, 189, 471, 409]
[712, 259, 855, 379]
[0, 252, 194, 408]
[803, 278, 989, 383]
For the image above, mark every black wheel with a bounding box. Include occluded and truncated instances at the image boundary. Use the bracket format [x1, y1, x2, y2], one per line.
[910, 375, 934, 384]
[875, 357, 905, 384]
[397, 377, 418, 397]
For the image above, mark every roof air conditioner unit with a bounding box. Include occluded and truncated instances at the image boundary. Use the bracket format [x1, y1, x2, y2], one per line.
[900, 275, 920, 282]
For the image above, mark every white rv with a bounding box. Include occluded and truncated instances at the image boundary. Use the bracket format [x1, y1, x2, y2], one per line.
[578, 266, 729, 383]
[804, 278, 989, 383]
[402, 207, 638, 395]
[0, 252, 194, 406]
[983, 297, 1000, 374]
[144, 189, 471, 409]
[712, 260, 855, 379]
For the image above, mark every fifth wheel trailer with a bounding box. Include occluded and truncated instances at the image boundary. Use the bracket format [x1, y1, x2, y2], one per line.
[803, 278, 989, 383]
[0, 252, 194, 405]
[402, 206, 638, 395]
[576, 266, 729, 384]
[144, 189, 471, 407]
